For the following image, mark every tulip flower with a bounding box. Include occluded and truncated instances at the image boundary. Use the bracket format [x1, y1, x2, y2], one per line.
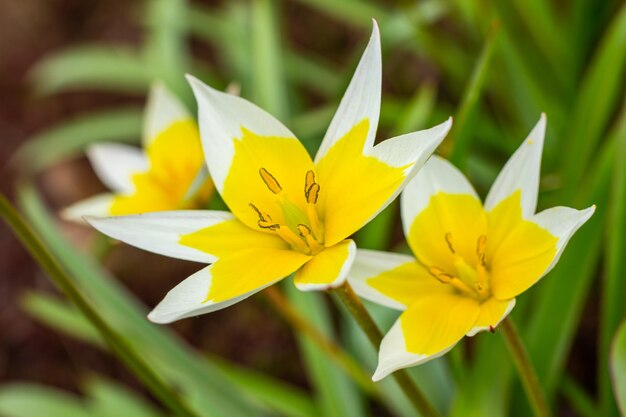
[86, 22, 451, 323]
[348, 114, 595, 380]
[63, 84, 212, 220]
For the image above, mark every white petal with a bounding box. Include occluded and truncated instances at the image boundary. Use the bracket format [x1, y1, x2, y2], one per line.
[400, 154, 479, 237]
[61, 193, 113, 222]
[86, 143, 148, 194]
[143, 82, 191, 147]
[466, 299, 516, 337]
[372, 318, 453, 381]
[530, 204, 596, 278]
[314, 20, 381, 163]
[485, 114, 546, 218]
[147, 265, 275, 323]
[367, 118, 451, 225]
[186, 75, 297, 194]
[85, 210, 234, 263]
[348, 249, 417, 311]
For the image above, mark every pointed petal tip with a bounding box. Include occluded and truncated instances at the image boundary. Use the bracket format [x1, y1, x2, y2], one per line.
[185, 74, 209, 95]
[530, 113, 547, 141]
[371, 365, 390, 382]
[583, 204, 596, 220]
[370, 18, 380, 37]
[148, 80, 169, 96]
[147, 308, 170, 324]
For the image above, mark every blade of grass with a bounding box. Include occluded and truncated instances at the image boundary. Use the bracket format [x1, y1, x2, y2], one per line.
[506, 0, 569, 85]
[598, 101, 626, 417]
[251, 0, 289, 120]
[447, 21, 499, 170]
[208, 354, 320, 417]
[28, 47, 150, 96]
[560, 376, 599, 417]
[561, 3, 626, 198]
[143, 0, 192, 107]
[23, 291, 322, 417]
[21, 292, 103, 345]
[16, 184, 268, 417]
[0, 385, 92, 417]
[85, 377, 165, 417]
[0, 194, 200, 417]
[610, 320, 626, 416]
[286, 286, 365, 417]
[524, 99, 624, 400]
[12, 108, 142, 176]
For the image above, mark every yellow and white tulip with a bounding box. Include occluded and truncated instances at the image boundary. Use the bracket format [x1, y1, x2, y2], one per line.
[348, 114, 595, 381]
[86, 22, 452, 324]
[62, 83, 212, 220]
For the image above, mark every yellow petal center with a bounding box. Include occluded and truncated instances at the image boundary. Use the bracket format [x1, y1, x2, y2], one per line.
[409, 191, 558, 305]
[426, 233, 492, 302]
[249, 168, 325, 256]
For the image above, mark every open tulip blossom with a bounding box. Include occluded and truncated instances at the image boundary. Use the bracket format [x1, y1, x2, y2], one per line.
[63, 84, 212, 220]
[86, 23, 452, 324]
[348, 114, 595, 381]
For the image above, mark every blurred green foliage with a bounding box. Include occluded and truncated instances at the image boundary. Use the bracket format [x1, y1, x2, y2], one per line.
[3, 0, 626, 416]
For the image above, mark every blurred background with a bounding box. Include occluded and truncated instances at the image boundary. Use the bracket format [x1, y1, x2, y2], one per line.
[1, 1, 625, 417]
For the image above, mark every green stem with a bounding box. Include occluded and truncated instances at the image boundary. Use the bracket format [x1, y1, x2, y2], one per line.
[0, 194, 200, 417]
[263, 286, 379, 397]
[500, 317, 553, 417]
[332, 283, 442, 417]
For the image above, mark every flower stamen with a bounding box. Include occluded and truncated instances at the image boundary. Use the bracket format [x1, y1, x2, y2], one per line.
[259, 168, 282, 194]
[445, 232, 455, 254]
[249, 170, 325, 255]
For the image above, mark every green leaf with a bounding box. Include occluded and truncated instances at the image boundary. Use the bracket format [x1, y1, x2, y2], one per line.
[599, 103, 626, 416]
[251, 0, 289, 120]
[390, 82, 437, 137]
[0, 385, 89, 417]
[14, 108, 142, 176]
[15, 185, 269, 417]
[561, 3, 626, 198]
[449, 22, 499, 170]
[524, 107, 619, 398]
[143, 0, 193, 107]
[0, 194, 201, 417]
[560, 376, 599, 417]
[611, 320, 626, 416]
[29, 46, 150, 96]
[186, 3, 251, 86]
[85, 377, 165, 417]
[286, 286, 365, 417]
[23, 291, 320, 417]
[21, 292, 103, 346]
[210, 354, 320, 417]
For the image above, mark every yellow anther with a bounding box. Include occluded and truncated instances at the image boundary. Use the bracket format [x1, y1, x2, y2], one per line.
[305, 170, 316, 194]
[445, 232, 455, 253]
[306, 183, 320, 204]
[258, 220, 280, 230]
[297, 224, 311, 237]
[476, 235, 487, 266]
[428, 266, 453, 283]
[297, 224, 324, 254]
[259, 168, 282, 194]
[249, 203, 272, 222]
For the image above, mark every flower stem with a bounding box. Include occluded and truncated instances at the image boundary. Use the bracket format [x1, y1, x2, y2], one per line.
[500, 317, 553, 417]
[332, 282, 442, 417]
[263, 286, 379, 397]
